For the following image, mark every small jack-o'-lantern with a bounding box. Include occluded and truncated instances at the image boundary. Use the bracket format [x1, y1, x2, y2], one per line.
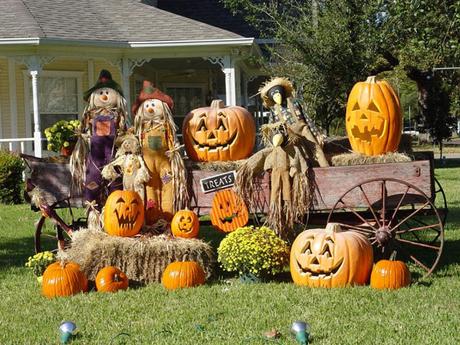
[210, 189, 249, 233]
[171, 208, 199, 238]
[290, 223, 373, 288]
[182, 99, 256, 161]
[346, 76, 402, 156]
[104, 190, 144, 237]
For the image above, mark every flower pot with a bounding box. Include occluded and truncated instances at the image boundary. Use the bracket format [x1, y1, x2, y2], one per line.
[60, 143, 75, 157]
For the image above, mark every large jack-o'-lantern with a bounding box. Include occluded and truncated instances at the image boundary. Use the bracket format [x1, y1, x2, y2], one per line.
[290, 223, 373, 288]
[210, 189, 249, 233]
[182, 100, 256, 161]
[346, 76, 402, 156]
[104, 190, 144, 237]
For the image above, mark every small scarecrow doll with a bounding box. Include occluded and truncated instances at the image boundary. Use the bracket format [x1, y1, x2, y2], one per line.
[70, 70, 128, 213]
[132, 81, 188, 227]
[101, 134, 150, 203]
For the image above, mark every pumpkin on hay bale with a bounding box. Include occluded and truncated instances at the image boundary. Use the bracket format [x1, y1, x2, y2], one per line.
[63, 230, 214, 284]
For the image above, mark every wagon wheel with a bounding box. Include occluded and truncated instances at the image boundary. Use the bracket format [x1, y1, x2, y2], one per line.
[433, 177, 448, 226]
[34, 201, 87, 253]
[327, 178, 444, 281]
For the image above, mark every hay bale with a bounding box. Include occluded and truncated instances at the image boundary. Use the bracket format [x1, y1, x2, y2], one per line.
[332, 152, 412, 166]
[64, 230, 215, 284]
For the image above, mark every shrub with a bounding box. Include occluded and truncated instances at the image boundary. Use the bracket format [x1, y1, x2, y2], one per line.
[217, 226, 290, 277]
[0, 150, 24, 204]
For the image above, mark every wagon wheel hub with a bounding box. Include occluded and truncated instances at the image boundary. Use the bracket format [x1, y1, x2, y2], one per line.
[375, 226, 392, 246]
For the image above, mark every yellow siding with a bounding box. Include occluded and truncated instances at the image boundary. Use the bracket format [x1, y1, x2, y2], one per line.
[0, 58, 9, 138]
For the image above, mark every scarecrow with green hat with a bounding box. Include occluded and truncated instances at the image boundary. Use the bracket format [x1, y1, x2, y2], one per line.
[70, 70, 128, 217]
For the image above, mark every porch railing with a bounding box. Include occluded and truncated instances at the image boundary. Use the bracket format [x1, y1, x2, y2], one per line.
[0, 137, 35, 154]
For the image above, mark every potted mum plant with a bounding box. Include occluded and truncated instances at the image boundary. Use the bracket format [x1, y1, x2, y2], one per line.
[25, 251, 56, 283]
[217, 226, 290, 283]
[44, 119, 80, 156]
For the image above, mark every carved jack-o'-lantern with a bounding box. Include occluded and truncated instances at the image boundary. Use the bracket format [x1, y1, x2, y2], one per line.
[182, 100, 256, 161]
[104, 190, 144, 237]
[290, 223, 373, 288]
[171, 208, 199, 238]
[210, 189, 249, 233]
[346, 76, 402, 156]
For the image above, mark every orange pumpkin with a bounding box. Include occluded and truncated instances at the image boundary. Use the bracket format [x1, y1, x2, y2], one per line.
[42, 261, 88, 298]
[162, 261, 206, 290]
[182, 99, 256, 161]
[95, 266, 129, 293]
[104, 190, 144, 237]
[210, 189, 249, 233]
[290, 223, 373, 288]
[370, 259, 411, 289]
[346, 76, 402, 156]
[171, 208, 199, 238]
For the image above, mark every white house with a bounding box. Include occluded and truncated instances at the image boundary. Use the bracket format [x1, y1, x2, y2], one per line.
[0, 0, 263, 156]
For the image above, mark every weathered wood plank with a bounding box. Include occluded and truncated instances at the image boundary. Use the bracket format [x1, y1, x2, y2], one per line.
[188, 160, 433, 216]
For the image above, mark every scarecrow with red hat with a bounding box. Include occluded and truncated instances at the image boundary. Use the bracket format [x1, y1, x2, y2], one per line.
[70, 70, 128, 218]
[133, 81, 188, 227]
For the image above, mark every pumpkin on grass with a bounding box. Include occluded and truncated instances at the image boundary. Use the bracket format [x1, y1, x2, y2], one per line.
[290, 223, 373, 288]
[104, 190, 144, 237]
[95, 266, 129, 292]
[182, 99, 256, 161]
[162, 261, 205, 290]
[346, 76, 402, 156]
[210, 189, 249, 233]
[370, 258, 411, 289]
[171, 208, 199, 238]
[42, 261, 88, 298]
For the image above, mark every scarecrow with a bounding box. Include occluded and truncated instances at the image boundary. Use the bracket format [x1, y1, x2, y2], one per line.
[101, 134, 150, 203]
[236, 77, 325, 239]
[70, 69, 128, 216]
[132, 81, 188, 227]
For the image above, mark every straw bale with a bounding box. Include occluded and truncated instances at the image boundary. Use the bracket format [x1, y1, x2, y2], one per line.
[64, 229, 215, 284]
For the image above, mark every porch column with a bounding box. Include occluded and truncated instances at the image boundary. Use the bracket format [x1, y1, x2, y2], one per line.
[222, 56, 236, 106]
[121, 58, 132, 122]
[30, 70, 42, 157]
[7, 59, 17, 146]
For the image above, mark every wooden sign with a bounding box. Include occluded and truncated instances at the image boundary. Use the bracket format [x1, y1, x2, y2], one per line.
[200, 171, 236, 194]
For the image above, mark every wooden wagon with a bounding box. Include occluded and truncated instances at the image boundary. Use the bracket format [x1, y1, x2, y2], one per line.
[22, 152, 447, 280]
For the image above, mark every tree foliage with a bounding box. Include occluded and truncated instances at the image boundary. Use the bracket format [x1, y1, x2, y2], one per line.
[223, 0, 460, 144]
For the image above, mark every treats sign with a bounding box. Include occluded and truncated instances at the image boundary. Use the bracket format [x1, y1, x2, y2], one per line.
[200, 171, 236, 193]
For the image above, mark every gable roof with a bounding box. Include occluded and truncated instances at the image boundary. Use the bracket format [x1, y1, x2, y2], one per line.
[0, 0, 249, 44]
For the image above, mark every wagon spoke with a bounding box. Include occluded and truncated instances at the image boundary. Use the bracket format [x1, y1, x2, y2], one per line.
[335, 223, 375, 235]
[381, 181, 386, 227]
[358, 185, 381, 228]
[336, 199, 379, 231]
[394, 242, 431, 272]
[396, 223, 440, 235]
[389, 185, 411, 225]
[392, 201, 430, 230]
[396, 237, 440, 251]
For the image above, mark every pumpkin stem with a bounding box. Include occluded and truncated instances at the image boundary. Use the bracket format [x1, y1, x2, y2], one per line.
[114, 274, 120, 282]
[210, 99, 225, 110]
[325, 223, 342, 233]
[366, 76, 377, 84]
[389, 250, 398, 261]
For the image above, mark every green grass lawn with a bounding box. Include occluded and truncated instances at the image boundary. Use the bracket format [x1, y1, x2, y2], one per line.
[1, 161, 460, 344]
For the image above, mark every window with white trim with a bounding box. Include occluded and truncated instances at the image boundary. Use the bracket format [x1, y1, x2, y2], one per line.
[24, 71, 84, 135]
